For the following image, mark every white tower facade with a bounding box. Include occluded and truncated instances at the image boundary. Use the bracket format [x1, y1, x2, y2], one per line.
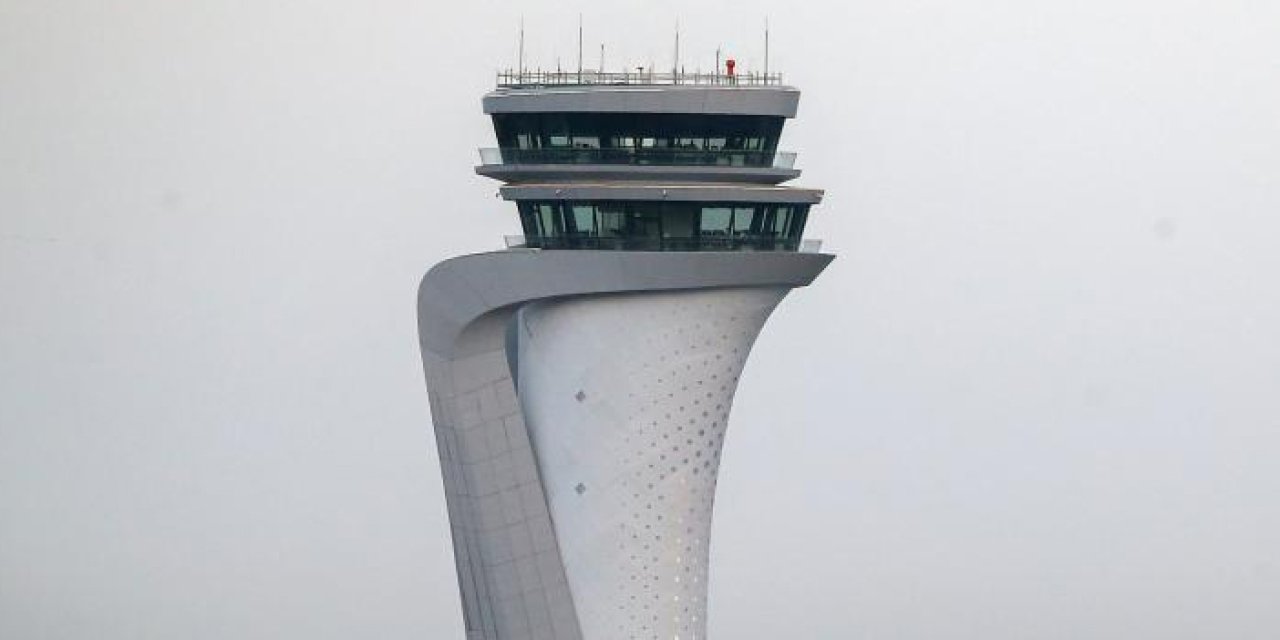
[418, 68, 832, 640]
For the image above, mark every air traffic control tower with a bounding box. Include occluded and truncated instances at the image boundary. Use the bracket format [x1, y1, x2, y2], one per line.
[417, 65, 833, 639]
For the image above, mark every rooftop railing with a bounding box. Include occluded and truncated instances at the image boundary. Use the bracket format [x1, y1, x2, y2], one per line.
[503, 234, 821, 253]
[497, 68, 784, 88]
[479, 148, 797, 169]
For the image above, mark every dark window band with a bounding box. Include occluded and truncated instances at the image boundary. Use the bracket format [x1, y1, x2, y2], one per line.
[516, 200, 809, 251]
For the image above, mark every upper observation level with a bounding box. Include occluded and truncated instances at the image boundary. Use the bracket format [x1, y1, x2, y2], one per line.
[477, 68, 803, 184]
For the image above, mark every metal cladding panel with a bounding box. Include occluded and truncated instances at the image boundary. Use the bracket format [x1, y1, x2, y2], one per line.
[420, 323, 583, 640]
[482, 86, 800, 118]
[516, 288, 787, 639]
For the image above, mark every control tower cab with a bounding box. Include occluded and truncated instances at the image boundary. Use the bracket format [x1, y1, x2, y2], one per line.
[476, 70, 823, 253]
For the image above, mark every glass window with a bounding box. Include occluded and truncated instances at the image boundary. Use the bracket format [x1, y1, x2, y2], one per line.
[537, 203, 560, 236]
[598, 203, 627, 237]
[628, 205, 663, 240]
[570, 205, 596, 235]
[771, 206, 793, 236]
[732, 207, 757, 235]
[518, 202, 539, 237]
[513, 200, 808, 250]
[700, 207, 732, 235]
[662, 204, 696, 239]
[789, 206, 810, 239]
[492, 114, 784, 154]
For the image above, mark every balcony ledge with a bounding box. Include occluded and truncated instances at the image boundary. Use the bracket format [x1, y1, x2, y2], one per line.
[475, 163, 800, 185]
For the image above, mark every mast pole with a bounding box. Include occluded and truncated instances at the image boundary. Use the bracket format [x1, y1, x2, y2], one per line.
[673, 20, 680, 82]
[764, 18, 770, 85]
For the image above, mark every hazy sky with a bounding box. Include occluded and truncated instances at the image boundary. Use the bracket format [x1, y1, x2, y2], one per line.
[3, 1, 1279, 638]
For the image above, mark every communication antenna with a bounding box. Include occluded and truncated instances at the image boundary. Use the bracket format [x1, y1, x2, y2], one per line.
[673, 20, 680, 80]
[577, 14, 583, 82]
[518, 17, 525, 80]
[600, 43, 605, 74]
[715, 46, 721, 84]
[764, 18, 770, 84]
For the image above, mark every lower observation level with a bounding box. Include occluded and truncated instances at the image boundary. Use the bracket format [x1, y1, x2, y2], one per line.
[512, 200, 814, 251]
[500, 182, 823, 253]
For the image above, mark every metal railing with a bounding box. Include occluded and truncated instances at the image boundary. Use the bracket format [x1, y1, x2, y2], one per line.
[497, 69, 784, 88]
[479, 148, 796, 169]
[503, 234, 817, 252]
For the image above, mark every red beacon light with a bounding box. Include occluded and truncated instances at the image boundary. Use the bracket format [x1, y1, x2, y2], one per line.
[725, 58, 736, 76]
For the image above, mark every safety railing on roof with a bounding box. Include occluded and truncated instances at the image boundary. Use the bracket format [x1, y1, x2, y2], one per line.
[497, 68, 784, 88]
[478, 148, 797, 169]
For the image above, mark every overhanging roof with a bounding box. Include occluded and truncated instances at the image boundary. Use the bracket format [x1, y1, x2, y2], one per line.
[483, 85, 800, 118]
[499, 183, 823, 204]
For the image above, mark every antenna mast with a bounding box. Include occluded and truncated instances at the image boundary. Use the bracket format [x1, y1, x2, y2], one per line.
[673, 21, 680, 81]
[577, 14, 583, 83]
[518, 18, 525, 81]
[764, 18, 770, 84]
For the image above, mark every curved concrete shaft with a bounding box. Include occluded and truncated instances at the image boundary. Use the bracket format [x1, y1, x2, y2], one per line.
[417, 250, 831, 640]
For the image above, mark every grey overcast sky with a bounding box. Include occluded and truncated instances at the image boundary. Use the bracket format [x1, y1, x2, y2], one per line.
[3, 0, 1279, 638]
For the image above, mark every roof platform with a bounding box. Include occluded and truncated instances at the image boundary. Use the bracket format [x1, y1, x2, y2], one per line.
[484, 83, 800, 118]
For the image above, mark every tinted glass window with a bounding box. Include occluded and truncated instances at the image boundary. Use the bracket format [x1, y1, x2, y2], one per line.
[700, 207, 732, 235]
[598, 203, 626, 237]
[570, 205, 596, 235]
[492, 113, 786, 166]
[537, 203, 559, 235]
[732, 207, 757, 235]
[663, 203, 697, 239]
[515, 201, 810, 250]
[771, 206, 793, 235]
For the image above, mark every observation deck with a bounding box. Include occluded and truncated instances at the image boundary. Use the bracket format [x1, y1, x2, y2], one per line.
[480, 66, 821, 253]
[475, 147, 799, 184]
[478, 69, 803, 185]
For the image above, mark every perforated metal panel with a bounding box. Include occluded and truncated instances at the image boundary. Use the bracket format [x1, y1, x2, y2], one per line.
[516, 287, 787, 640]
